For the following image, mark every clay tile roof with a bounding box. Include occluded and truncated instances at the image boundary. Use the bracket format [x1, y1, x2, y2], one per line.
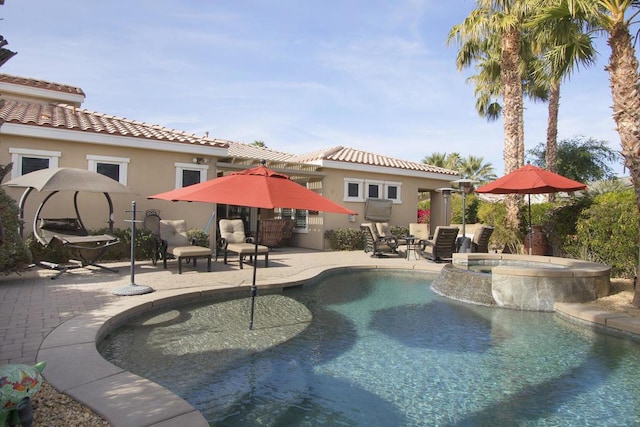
[0, 74, 86, 97]
[227, 142, 296, 162]
[0, 99, 230, 148]
[294, 146, 458, 175]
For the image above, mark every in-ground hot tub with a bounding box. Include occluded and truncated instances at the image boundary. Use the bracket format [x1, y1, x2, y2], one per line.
[432, 253, 611, 311]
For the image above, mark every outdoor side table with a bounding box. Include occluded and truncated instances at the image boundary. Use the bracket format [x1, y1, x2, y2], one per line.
[404, 236, 420, 260]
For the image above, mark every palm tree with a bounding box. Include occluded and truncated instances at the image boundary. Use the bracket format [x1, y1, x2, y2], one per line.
[528, 2, 597, 195]
[458, 155, 498, 186]
[533, 1, 640, 306]
[448, 0, 533, 228]
[422, 152, 461, 170]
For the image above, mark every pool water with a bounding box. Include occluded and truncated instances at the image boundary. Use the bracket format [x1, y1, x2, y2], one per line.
[99, 270, 640, 426]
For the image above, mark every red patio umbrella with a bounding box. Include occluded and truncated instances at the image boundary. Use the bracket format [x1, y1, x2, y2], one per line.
[148, 163, 357, 328]
[475, 164, 586, 254]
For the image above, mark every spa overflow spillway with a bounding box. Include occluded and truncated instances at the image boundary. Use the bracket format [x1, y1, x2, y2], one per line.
[99, 269, 639, 426]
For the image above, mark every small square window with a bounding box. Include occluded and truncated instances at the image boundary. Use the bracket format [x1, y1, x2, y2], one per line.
[175, 162, 209, 188]
[22, 157, 50, 175]
[343, 178, 364, 202]
[97, 163, 120, 181]
[348, 182, 359, 198]
[10, 148, 61, 179]
[182, 169, 201, 187]
[387, 186, 398, 199]
[88, 155, 129, 185]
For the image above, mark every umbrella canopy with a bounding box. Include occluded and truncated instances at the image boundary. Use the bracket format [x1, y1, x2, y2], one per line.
[3, 167, 132, 194]
[475, 164, 586, 255]
[475, 164, 586, 195]
[3, 168, 133, 238]
[149, 164, 357, 215]
[148, 164, 356, 329]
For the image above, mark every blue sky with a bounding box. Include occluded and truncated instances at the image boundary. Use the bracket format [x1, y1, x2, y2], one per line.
[0, 0, 625, 175]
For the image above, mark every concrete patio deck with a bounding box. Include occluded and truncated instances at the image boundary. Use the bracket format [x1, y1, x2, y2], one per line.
[0, 248, 638, 426]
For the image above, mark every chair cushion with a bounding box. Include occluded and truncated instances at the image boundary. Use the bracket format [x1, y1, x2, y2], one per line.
[409, 223, 429, 240]
[376, 222, 393, 238]
[227, 242, 269, 254]
[160, 220, 190, 247]
[219, 219, 247, 244]
[170, 246, 212, 258]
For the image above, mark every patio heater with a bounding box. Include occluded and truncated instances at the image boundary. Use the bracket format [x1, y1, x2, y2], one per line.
[435, 187, 457, 227]
[451, 178, 478, 253]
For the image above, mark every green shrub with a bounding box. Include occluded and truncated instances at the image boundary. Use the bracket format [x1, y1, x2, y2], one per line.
[450, 194, 480, 224]
[324, 228, 364, 251]
[188, 228, 210, 248]
[542, 196, 593, 257]
[390, 225, 409, 238]
[27, 227, 161, 263]
[0, 165, 33, 273]
[566, 189, 637, 277]
[476, 200, 522, 253]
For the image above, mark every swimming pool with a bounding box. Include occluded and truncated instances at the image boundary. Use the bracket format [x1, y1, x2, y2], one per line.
[99, 269, 640, 426]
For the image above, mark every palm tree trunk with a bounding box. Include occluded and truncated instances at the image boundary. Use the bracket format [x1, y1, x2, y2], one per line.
[501, 26, 524, 229]
[546, 82, 560, 202]
[606, 23, 640, 307]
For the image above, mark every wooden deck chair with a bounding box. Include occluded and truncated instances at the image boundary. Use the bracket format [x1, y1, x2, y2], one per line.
[421, 226, 459, 262]
[218, 218, 269, 269]
[159, 219, 212, 274]
[471, 225, 495, 253]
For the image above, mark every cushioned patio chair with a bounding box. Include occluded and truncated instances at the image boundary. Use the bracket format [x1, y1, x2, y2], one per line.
[421, 226, 459, 262]
[360, 223, 400, 257]
[219, 219, 269, 269]
[159, 219, 212, 274]
[409, 223, 429, 255]
[375, 222, 405, 247]
[470, 225, 495, 253]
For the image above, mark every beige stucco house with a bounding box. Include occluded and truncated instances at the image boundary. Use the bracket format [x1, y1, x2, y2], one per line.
[0, 74, 459, 250]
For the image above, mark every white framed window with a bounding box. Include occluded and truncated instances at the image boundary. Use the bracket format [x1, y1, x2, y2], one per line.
[365, 179, 383, 199]
[281, 208, 308, 232]
[385, 181, 402, 203]
[343, 178, 364, 202]
[175, 162, 209, 188]
[87, 155, 129, 185]
[9, 148, 61, 179]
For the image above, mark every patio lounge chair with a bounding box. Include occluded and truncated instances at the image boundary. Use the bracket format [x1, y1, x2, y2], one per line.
[219, 219, 269, 269]
[375, 222, 404, 247]
[360, 222, 400, 257]
[470, 225, 495, 253]
[36, 217, 120, 279]
[159, 219, 212, 274]
[421, 226, 459, 262]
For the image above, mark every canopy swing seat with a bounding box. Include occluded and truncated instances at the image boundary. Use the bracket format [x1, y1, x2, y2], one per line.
[32, 190, 120, 279]
[3, 168, 131, 280]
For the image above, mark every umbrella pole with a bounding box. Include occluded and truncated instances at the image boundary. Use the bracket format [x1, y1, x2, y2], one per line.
[249, 208, 261, 330]
[528, 194, 533, 256]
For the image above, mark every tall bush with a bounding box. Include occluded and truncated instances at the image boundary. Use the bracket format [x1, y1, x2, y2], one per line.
[0, 165, 32, 273]
[476, 200, 521, 253]
[566, 189, 637, 277]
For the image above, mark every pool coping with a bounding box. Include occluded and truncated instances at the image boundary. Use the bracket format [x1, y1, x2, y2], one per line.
[36, 263, 436, 427]
[36, 262, 639, 426]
